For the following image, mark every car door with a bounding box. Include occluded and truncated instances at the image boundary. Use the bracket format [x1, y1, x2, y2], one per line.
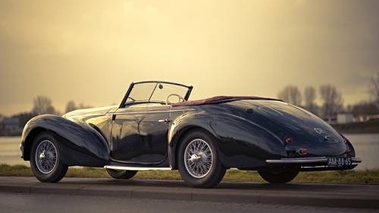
[110, 104, 171, 165]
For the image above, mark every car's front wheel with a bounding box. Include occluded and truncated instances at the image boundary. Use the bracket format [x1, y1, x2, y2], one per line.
[258, 167, 299, 184]
[106, 169, 137, 179]
[178, 130, 226, 188]
[30, 132, 68, 183]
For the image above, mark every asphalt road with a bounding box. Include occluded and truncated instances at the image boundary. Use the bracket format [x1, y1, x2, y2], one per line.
[0, 192, 377, 213]
[0, 177, 378, 210]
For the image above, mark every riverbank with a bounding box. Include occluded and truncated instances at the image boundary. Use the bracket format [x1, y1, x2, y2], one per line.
[1, 164, 378, 184]
[332, 119, 379, 134]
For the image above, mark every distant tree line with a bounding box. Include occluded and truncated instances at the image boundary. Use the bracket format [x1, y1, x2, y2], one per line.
[277, 84, 343, 119]
[369, 73, 379, 103]
[31, 96, 92, 116]
[277, 73, 379, 120]
[0, 97, 91, 136]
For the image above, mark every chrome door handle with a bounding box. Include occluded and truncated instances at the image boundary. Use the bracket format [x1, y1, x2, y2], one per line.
[158, 119, 171, 123]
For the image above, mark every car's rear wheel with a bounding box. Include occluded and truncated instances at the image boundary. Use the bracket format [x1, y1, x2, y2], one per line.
[106, 169, 137, 179]
[30, 132, 68, 183]
[258, 167, 299, 184]
[178, 130, 226, 188]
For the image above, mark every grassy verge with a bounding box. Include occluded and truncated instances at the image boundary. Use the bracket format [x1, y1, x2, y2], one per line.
[1, 164, 378, 184]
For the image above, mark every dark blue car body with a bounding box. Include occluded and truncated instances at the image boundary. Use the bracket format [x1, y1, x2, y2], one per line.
[20, 81, 361, 187]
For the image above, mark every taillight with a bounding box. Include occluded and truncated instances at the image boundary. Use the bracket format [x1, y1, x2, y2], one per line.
[298, 148, 308, 155]
[285, 137, 293, 144]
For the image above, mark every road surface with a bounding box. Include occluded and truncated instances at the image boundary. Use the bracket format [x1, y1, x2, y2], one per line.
[0, 192, 377, 213]
[0, 177, 378, 210]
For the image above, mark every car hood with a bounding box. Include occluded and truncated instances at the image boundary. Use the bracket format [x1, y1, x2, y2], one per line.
[63, 105, 118, 119]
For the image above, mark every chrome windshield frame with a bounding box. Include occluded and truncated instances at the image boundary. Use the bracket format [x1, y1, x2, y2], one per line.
[119, 81, 193, 108]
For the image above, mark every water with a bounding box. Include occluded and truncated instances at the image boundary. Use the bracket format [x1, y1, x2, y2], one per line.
[344, 134, 379, 170]
[0, 137, 28, 166]
[0, 135, 378, 170]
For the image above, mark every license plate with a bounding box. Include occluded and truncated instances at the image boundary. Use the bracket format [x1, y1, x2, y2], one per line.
[327, 157, 352, 167]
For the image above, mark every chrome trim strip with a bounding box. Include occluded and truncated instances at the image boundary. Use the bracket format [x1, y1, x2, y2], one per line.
[104, 165, 172, 171]
[109, 109, 195, 116]
[266, 157, 328, 164]
[266, 157, 362, 164]
[351, 157, 362, 163]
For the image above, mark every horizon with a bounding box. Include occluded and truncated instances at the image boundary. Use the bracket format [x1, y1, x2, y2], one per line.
[0, 82, 375, 117]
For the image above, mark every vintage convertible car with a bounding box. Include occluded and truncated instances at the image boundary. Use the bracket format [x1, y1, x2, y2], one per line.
[20, 81, 361, 188]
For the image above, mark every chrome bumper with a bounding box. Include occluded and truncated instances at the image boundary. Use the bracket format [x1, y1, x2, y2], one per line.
[266, 156, 361, 169]
[266, 157, 361, 164]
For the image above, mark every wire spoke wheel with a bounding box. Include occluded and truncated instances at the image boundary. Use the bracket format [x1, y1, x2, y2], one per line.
[184, 139, 213, 178]
[178, 130, 226, 188]
[35, 139, 58, 174]
[30, 132, 68, 183]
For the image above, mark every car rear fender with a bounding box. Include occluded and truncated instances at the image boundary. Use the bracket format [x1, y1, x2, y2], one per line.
[167, 112, 286, 168]
[167, 112, 220, 168]
[168, 112, 218, 146]
[340, 134, 356, 157]
[21, 115, 109, 166]
[209, 113, 287, 156]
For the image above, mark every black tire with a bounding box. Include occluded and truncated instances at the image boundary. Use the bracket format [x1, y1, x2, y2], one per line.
[30, 132, 68, 183]
[178, 130, 226, 188]
[106, 169, 137, 179]
[258, 167, 299, 184]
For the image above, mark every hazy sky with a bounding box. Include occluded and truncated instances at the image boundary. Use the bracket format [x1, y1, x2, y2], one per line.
[1, 0, 379, 116]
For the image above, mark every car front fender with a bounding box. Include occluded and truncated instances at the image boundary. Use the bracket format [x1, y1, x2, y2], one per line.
[21, 114, 109, 166]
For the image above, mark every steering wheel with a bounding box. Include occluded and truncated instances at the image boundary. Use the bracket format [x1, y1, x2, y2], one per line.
[166, 93, 185, 105]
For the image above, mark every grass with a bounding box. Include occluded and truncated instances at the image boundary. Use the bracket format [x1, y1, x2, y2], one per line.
[1, 164, 378, 184]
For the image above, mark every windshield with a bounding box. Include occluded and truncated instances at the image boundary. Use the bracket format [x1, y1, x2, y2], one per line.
[121, 81, 192, 106]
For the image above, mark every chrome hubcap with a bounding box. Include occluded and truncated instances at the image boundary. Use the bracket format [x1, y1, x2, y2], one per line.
[184, 139, 213, 178]
[35, 140, 58, 174]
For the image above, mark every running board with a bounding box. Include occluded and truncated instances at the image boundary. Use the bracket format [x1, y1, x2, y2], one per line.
[104, 165, 172, 171]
